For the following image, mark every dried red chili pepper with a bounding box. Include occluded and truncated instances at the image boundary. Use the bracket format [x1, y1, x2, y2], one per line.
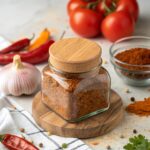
[0, 38, 30, 54]
[0, 134, 39, 150]
[0, 39, 54, 65]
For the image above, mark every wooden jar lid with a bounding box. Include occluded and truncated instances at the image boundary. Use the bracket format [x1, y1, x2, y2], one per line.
[49, 38, 101, 73]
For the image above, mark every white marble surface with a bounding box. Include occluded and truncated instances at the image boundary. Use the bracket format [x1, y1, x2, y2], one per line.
[0, 0, 150, 149]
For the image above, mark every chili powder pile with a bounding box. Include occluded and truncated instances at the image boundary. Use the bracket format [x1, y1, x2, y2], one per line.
[126, 97, 150, 116]
[115, 48, 150, 65]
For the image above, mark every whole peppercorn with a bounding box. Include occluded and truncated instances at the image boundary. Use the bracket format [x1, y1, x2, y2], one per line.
[130, 97, 135, 102]
[39, 143, 43, 148]
[106, 145, 112, 150]
[120, 135, 125, 139]
[133, 129, 137, 134]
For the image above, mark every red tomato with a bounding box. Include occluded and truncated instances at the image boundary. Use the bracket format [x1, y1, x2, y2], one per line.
[97, 0, 113, 15]
[116, 0, 139, 21]
[101, 11, 135, 42]
[70, 8, 103, 38]
[67, 0, 88, 15]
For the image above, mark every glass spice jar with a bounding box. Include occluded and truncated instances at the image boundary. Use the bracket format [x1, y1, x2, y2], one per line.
[42, 38, 111, 122]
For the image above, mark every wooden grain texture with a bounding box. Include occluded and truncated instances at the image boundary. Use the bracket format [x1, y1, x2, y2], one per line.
[49, 38, 102, 73]
[32, 90, 124, 139]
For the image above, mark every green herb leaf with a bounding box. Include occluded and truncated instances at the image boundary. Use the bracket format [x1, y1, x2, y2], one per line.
[61, 143, 68, 149]
[124, 134, 150, 150]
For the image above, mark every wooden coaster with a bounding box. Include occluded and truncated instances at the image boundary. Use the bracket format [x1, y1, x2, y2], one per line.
[32, 90, 124, 139]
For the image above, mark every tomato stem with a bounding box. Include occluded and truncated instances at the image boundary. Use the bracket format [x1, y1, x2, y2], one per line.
[103, 0, 116, 16]
[87, 0, 101, 10]
[0, 135, 5, 142]
[103, 0, 112, 14]
[112, 1, 116, 8]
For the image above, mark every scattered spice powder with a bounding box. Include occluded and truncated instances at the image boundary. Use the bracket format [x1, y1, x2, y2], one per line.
[91, 141, 99, 146]
[103, 59, 108, 64]
[19, 128, 25, 133]
[124, 88, 130, 93]
[47, 131, 51, 136]
[126, 97, 150, 116]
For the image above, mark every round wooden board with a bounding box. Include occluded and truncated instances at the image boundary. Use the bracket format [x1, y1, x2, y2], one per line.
[32, 90, 124, 139]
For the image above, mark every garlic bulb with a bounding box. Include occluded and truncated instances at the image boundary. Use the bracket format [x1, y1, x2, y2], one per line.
[0, 55, 41, 96]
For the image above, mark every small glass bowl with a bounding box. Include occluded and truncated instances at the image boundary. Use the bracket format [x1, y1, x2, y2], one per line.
[110, 36, 150, 86]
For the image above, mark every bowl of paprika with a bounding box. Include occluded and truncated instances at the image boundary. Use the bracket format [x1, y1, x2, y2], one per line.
[110, 36, 150, 86]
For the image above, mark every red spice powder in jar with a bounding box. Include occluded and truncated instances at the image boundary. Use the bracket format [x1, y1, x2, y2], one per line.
[41, 38, 111, 122]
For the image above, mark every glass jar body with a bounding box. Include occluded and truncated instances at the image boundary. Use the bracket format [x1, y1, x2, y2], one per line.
[42, 65, 111, 122]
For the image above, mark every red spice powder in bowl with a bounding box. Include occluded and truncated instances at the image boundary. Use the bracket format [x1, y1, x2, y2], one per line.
[110, 36, 150, 86]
